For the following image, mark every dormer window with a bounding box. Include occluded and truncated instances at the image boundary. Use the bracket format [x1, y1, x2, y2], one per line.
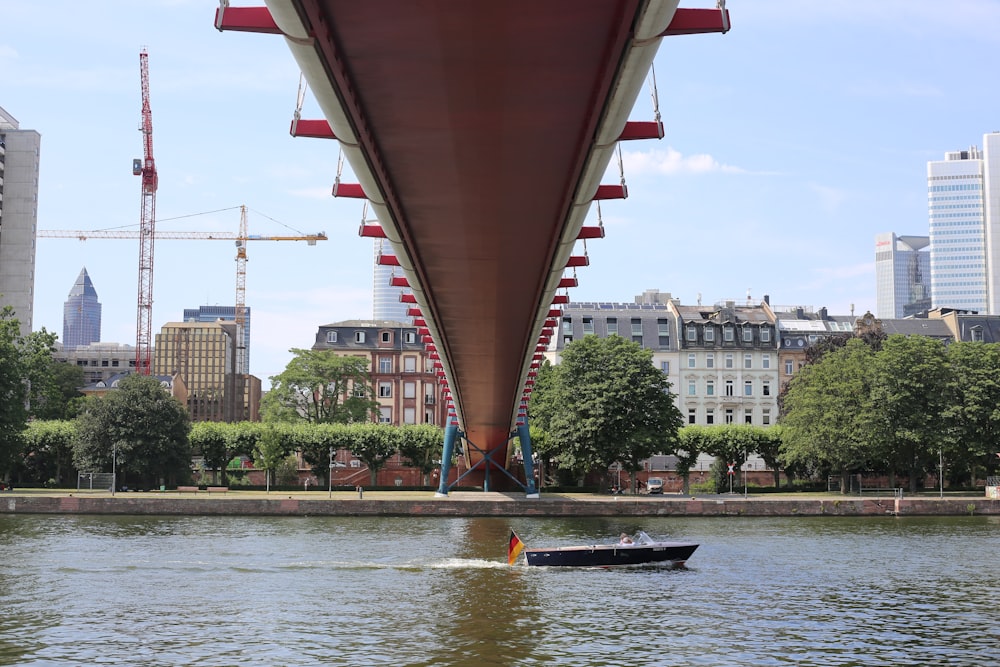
[724, 326, 734, 342]
[355, 331, 366, 343]
[704, 327, 714, 342]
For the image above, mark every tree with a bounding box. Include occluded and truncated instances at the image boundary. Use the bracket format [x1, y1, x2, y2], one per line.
[398, 424, 444, 486]
[189, 421, 231, 485]
[533, 335, 683, 489]
[0, 307, 29, 479]
[72, 374, 192, 489]
[21, 328, 85, 420]
[21, 420, 77, 487]
[350, 423, 399, 486]
[866, 335, 952, 493]
[263, 349, 379, 424]
[780, 339, 875, 493]
[945, 342, 1000, 485]
[253, 423, 291, 491]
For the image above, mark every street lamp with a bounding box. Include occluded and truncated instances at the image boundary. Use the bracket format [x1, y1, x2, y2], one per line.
[112, 442, 117, 496]
[329, 446, 334, 499]
[939, 449, 944, 499]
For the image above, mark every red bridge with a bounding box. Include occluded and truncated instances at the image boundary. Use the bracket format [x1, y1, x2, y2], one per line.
[215, 0, 730, 494]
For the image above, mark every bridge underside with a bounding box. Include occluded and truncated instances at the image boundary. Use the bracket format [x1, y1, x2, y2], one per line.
[219, 0, 728, 485]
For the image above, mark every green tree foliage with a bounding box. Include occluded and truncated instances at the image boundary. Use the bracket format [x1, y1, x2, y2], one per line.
[253, 423, 291, 490]
[866, 335, 952, 492]
[72, 374, 192, 489]
[21, 328, 85, 420]
[945, 342, 1000, 484]
[262, 349, 379, 424]
[397, 424, 444, 486]
[530, 335, 683, 488]
[350, 423, 399, 486]
[780, 339, 875, 492]
[21, 420, 77, 487]
[190, 421, 233, 485]
[0, 308, 28, 478]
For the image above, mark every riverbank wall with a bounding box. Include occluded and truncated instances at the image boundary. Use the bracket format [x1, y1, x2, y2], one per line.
[2, 493, 999, 517]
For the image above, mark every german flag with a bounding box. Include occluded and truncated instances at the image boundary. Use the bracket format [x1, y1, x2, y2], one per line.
[507, 530, 525, 566]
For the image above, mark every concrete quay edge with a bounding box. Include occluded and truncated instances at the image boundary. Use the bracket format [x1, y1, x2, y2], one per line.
[1, 492, 998, 517]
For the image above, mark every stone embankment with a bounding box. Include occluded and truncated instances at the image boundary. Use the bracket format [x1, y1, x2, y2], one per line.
[2, 492, 998, 517]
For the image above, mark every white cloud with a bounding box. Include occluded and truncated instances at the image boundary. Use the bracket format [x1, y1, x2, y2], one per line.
[621, 147, 745, 176]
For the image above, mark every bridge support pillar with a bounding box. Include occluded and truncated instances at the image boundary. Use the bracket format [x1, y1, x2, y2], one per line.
[517, 424, 539, 498]
[434, 424, 459, 497]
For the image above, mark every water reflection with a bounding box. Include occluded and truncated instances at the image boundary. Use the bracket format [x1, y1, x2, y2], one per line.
[0, 515, 997, 666]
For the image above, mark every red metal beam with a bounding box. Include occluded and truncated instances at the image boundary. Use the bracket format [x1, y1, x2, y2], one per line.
[214, 5, 281, 34]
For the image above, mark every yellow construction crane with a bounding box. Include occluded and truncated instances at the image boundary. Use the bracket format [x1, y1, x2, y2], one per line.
[39, 205, 327, 375]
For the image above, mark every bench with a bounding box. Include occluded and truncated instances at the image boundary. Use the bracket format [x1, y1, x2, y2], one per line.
[206, 486, 229, 494]
[176, 486, 199, 493]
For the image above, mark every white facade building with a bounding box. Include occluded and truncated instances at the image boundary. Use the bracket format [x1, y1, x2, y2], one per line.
[372, 238, 412, 323]
[927, 140, 989, 312]
[0, 106, 40, 336]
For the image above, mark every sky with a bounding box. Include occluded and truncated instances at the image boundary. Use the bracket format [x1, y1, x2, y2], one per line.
[2, 0, 999, 388]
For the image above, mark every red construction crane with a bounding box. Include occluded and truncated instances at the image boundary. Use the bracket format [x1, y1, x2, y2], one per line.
[133, 48, 158, 375]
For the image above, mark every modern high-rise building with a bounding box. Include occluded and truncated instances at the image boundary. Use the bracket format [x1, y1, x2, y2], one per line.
[926, 136, 999, 313]
[0, 106, 40, 336]
[182, 305, 251, 375]
[153, 319, 260, 422]
[874, 233, 930, 319]
[62, 267, 102, 347]
[372, 238, 411, 323]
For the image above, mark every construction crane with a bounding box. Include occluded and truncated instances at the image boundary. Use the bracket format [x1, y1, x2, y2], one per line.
[133, 48, 158, 375]
[39, 208, 327, 375]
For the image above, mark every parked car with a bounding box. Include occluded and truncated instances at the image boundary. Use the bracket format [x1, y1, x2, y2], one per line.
[646, 477, 664, 494]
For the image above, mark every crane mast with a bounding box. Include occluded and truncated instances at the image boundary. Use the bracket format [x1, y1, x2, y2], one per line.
[135, 48, 158, 375]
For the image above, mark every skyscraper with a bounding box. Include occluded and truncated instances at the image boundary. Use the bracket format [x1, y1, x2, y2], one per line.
[926, 134, 1000, 313]
[0, 106, 40, 336]
[372, 237, 411, 323]
[62, 267, 102, 347]
[875, 233, 930, 319]
[182, 305, 251, 375]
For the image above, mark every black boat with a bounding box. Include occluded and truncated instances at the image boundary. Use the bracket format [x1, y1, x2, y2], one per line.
[512, 531, 698, 568]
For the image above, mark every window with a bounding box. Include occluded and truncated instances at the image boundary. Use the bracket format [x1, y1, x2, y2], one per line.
[724, 408, 734, 424]
[725, 353, 734, 369]
[785, 360, 793, 375]
[762, 409, 771, 425]
[326, 331, 338, 343]
[354, 384, 367, 398]
[660, 361, 670, 374]
[724, 380, 734, 396]
[688, 380, 696, 396]
[744, 409, 753, 424]
[706, 409, 715, 425]
[403, 356, 416, 372]
[355, 331, 366, 343]
[403, 407, 416, 424]
[760, 328, 771, 342]
[381, 331, 392, 343]
[762, 354, 771, 369]
[706, 379, 715, 396]
[631, 318, 643, 345]
[972, 326, 984, 342]
[688, 409, 697, 425]
[404, 331, 416, 344]
[562, 317, 573, 333]
[686, 325, 697, 341]
[403, 382, 416, 399]
[704, 327, 715, 342]
[744, 380, 753, 396]
[688, 353, 696, 368]
[724, 326, 734, 342]
[424, 410, 435, 425]
[378, 382, 392, 398]
[379, 407, 392, 424]
[762, 381, 771, 397]
[743, 327, 753, 343]
[706, 353, 715, 369]
[607, 318, 618, 335]
[583, 317, 594, 335]
[744, 353, 752, 369]
[379, 356, 392, 373]
[657, 319, 670, 346]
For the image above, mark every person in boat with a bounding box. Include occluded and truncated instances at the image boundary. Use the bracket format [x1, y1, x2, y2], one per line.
[619, 533, 634, 545]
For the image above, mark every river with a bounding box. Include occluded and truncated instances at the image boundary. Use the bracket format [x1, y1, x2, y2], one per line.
[1, 514, 997, 666]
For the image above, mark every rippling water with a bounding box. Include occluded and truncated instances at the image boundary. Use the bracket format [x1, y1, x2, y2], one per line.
[1, 514, 997, 666]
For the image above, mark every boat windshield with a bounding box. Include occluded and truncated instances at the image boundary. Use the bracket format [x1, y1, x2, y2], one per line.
[635, 531, 655, 545]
